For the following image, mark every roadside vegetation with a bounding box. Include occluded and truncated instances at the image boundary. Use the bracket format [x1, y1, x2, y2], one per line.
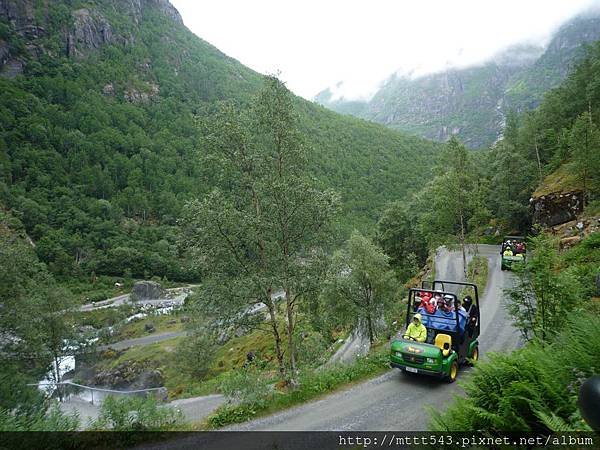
[432, 228, 600, 432]
[207, 344, 390, 428]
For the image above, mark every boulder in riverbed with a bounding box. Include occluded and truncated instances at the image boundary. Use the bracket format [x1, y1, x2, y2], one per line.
[130, 281, 166, 302]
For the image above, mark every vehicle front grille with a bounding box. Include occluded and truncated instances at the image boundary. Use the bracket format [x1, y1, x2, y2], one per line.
[402, 353, 425, 364]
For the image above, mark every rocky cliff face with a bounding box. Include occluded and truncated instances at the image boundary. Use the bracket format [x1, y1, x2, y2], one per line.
[0, 0, 183, 76]
[316, 12, 600, 148]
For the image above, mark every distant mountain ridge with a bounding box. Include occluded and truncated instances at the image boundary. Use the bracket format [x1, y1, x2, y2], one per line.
[315, 12, 600, 148]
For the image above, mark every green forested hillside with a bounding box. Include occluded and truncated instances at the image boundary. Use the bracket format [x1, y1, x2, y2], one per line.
[0, 0, 441, 284]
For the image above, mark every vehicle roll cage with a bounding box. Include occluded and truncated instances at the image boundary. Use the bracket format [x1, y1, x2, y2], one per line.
[405, 280, 481, 344]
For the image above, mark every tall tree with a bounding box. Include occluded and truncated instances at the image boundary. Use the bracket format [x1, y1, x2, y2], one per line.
[377, 201, 428, 282]
[324, 231, 396, 344]
[181, 76, 339, 384]
[569, 112, 600, 205]
[414, 137, 477, 277]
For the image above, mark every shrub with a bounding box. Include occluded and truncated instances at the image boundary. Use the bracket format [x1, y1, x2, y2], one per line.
[174, 329, 218, 379]
[207, 347, 389, 428]
[89, 396, 183, 431]
[0, 404, 80, 431]
[219, 367, 271, 408]
[431, 313, 600, 432]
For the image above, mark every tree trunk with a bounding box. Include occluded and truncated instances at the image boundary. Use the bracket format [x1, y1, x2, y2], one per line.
[284, 289, 298, 386]
[366, 311, 374, 344]
[266, 297, 286, 381]
[54, 354, 63, 402]
[460, 213, 467, 279]
[534, 137, 543, 184]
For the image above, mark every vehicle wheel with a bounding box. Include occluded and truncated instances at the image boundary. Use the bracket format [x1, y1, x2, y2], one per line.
[468, 346, 479, 366]
[447, 361, 458, 383]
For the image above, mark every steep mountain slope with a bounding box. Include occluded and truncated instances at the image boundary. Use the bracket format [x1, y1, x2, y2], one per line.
[316, 13, 600, 148]
[0, 0, 441, 282]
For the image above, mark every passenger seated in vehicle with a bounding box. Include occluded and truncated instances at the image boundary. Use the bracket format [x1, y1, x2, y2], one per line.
[463, 295, 479, 336]
[431, 303, 456, 331]
[515, 242, 525, 254]
[457, 302, 468, 333]
[431, 292, 443, 309]
[403, 313, 427, 342]
[419, 293, 436, 314]
[442, 295, 455, 312]
[414, 296, 423, 312]
[503, 247, 513, 256]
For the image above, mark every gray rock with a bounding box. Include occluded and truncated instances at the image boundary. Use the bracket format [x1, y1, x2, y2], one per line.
[0, 41, 9, 67]
[68, 8, 113, 57]
[576, 221, 585, 231]
[78, 325, 97, 334]
[130, 281, 166, 302]
[144, 323, 155, 333]
[102, 83, 115, 96]
[217, 329, 230, 345]
[0, 59, 22, 78]
[531, 191, 584, 227]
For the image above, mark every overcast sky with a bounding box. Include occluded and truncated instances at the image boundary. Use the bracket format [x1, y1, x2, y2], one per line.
[170, 0, 599, 101]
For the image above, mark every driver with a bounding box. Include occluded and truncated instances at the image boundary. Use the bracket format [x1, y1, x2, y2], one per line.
[403, 313, 427, 342]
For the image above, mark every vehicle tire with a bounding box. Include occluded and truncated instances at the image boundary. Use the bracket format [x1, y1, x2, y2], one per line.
[468, 346, 479, 366]
[447, 361, 458, 383]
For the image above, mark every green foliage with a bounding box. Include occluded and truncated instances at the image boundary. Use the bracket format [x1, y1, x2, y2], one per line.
[89, 395, 183, 431]
[219, 367, 271, 409]
[504, 234, 583, 342]
[377, 201, 428, 281]
[431, 313, 599, 432]
[174, 329, 218, 380]
[568, 112, 600, 202]
[207, 348, 389, 428]
[323, 231, 397, 343]
[486, 41, 600, 231]
[182, 77, 340, 382]
[1, 0, 441, 286]
[0, 404, 80, 431]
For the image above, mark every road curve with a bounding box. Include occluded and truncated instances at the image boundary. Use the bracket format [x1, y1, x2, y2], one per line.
[227, 244, 520, 431]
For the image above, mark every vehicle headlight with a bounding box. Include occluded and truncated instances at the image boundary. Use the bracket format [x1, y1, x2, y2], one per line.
[395, 352, 403, 358]
[426, 357, 436, 364]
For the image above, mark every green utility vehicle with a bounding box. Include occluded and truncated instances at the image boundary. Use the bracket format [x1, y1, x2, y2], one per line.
[390, 280, 480, 383]
[501, 235, 526, 271]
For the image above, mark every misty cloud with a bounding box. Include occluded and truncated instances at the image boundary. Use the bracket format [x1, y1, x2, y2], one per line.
[171, 0, 599, 100]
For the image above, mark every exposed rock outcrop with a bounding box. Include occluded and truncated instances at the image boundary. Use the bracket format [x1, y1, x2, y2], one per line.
[530, 191, 584, 227]
[130, 280, 166, 301]
[1, 0, 183, 64]
[124, 82, 159, 103]
[67, 9, 114, 57]
[0, 0, 37, 33]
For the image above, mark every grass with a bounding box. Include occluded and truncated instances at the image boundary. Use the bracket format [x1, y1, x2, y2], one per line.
[532, 162, 582, 197]
[204, 342, 391, 428]
[457, 254, 489, 302]
[106, 314, 185, 343]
